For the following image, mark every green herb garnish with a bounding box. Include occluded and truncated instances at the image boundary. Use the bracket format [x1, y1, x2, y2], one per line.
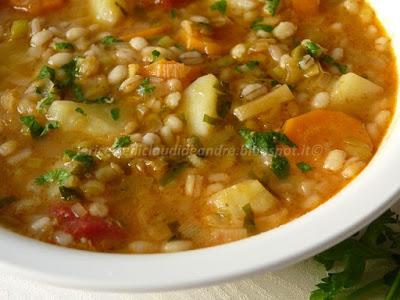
[110, 107, 120, 121]
[112, 136, 132, 149]
[297, 162, 312, 173]
[311, 210, 400, 300]
[303, 40, 323, 58]
[20, 115, 59, 138]
[137, 78, 155, 96]
[64, 150, 94, 167]
[251, 18, 274, 32]
[239, 128, 295, 179]
[37, 66, 56, 81]
[321, 55, 348, 74]
[210, 0, 227, 15]
[101, 35, 121, 46]
[170, 8, 178, 18]
[54, 42, 74, 50]
[151, 49, 161, 62]
[35, 168, 70, 186]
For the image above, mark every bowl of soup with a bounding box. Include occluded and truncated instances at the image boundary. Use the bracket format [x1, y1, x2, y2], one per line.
[0, 0, 398, 292]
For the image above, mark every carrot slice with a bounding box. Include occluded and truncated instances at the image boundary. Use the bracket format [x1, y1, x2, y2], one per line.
[10, 0, 66, 15]
[120, 25, 171, 41]
[283, 109, 372, 164]
[140, 59, 203, 85]
[291, 0, 320, 15]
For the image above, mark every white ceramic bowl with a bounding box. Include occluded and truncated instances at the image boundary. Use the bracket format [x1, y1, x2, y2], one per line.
[0, 0, 399, 292]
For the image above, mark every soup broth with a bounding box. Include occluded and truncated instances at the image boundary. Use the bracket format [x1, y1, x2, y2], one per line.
[0, 0, 396, 253]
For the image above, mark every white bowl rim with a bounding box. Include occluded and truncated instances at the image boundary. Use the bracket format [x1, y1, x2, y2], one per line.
[0, 0, 399, 292]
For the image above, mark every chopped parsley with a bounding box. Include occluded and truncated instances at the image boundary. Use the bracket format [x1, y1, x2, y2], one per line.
[59, 186, 82, 201]
[112, 136, 132, 149]
[64, 150, 94, 167]
[251, 18, 274, 32]
[37, 93, 55, 113]
[54, 42, 74, 50]
[20, 115, 59, 138]
[311, 210, 400, 300]
[210, 0, 227, 15]
[243, 203, 255, 232]
[37, 66, 56, 81]
[239, 128, 295, 179]
[75, 107, 86, 115]
[160, 161, 189, 186]
[101, 35, 121, 46]
[302, 40, 323, 58]
[265, 0, 280, 16]
[297, 162, 312, 173]
[110, 107, 120, 121]
[137, 78, 155, 96]
[321, 55, 349, 74]
[35, 168, 70, 186]
[151, 49, 161, 62]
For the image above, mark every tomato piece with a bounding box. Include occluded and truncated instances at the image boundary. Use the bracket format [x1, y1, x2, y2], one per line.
[50, 204, 127, 242]
[9, 0, 66, 15]
[136, 0, 192, 9]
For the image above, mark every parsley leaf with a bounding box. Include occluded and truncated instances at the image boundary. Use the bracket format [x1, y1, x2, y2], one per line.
[235, 60, 260, 73]
[101, 35, 121, 46]
[151, 49, 161, 62]
[137, 78, 155, 96]
[251, 18, 274, 32]
[239, 128, 295, 155]
[54, 42, 74, 50]
[20, 115, 59, 138]
[35, 168, 70, 186]
[203, 114, 223, 126]
[240, 128, 295, 179]
[37, 66, 56, 81]
[321, 55, 348, 74]
[112, 136, 132, 149]
[311, 210, 400, 300]
[265, 0, 280, 16]
[271, 155, 290, 179]
[211, 0, 227, 15]
[110, 107, 120, 121]
[302, 40, 323, 58]
[64, 150, 94, 167]
[297, 162, 312, 173]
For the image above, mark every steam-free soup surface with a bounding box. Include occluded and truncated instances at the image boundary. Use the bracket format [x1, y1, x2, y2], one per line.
[0, 0, 396, 253]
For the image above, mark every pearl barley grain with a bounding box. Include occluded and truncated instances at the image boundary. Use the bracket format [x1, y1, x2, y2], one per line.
[108, 65, 128, 85]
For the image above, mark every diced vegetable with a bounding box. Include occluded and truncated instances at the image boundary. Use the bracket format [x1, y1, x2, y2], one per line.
[283, 109, 373, 163]
[10, 0, 66, 15]
[90, 0, 127, 25]
[291, 0, 320, 15]
[233, 85, 294, 121]
[120, 25, 171, 41]
[330, 73, 383, 116]
[47, 101, 130, 139]
[183, 74, 220, 139]
[10, 20, 29, 40]
[207, 180, 278, 227]
[140, 59, 203, 86]
[50, 203, 127, 242]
